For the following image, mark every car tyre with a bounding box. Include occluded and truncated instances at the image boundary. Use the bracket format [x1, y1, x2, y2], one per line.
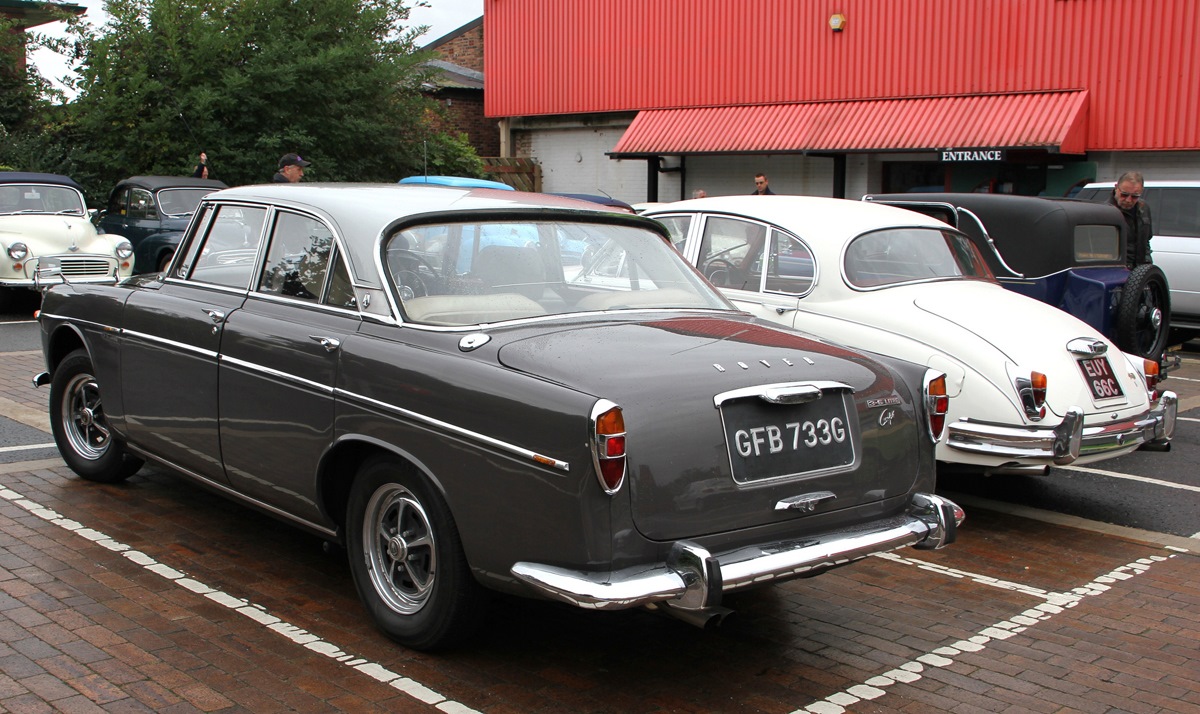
[346, 456, 486, 651]
[1116, 264, 1170, 360]
[157, 250, 175, 273]
[50, 349, 144, 483]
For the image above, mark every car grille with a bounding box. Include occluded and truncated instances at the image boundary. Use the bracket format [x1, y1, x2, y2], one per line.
[58, 257, 114, 278]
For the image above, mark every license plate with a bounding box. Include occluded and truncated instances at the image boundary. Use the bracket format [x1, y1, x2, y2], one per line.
[1078, 356, 1125, 400]
[720, 393, 856, 483]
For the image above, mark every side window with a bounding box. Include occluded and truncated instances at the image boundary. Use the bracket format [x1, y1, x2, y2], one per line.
[698, 216, 766, 291]
[1146, 188, 1200, 238]
[324, 247, 357, 309]
[108, 187, 129, 215]
[655, 215, 692, 252]
[764, 231, 815, 295]
[186, 205, 268, 289]
[127, 188, 156, 220]
[258, 211, 335, 302]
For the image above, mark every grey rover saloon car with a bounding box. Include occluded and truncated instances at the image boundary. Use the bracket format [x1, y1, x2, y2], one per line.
[35, 183, 962, 650]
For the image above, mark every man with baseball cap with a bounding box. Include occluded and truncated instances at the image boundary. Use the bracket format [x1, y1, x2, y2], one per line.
[273, 153, 311, 183]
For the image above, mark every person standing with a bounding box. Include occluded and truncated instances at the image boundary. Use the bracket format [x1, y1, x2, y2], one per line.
[750, 173, 775, 195]
[273, 153, 311, 183]
[1108, 171, 1153, 267]
[691, 189, 707, 199]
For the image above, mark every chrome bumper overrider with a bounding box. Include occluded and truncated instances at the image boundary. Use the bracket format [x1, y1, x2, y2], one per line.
[946, 391, 1177, 465]
[510, 493, 963, 614]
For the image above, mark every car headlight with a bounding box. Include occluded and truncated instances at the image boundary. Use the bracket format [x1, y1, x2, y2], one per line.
[116, 241, 134, 259]
[7, 242, 29, 261]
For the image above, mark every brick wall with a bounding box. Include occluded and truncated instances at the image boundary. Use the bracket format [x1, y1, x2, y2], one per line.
[431, 89, 500, 158]
[433, 23, 483, 73]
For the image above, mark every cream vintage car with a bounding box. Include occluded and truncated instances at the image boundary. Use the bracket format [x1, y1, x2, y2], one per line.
[0, 172, 134, 311]
[644, 196, 1177, 475]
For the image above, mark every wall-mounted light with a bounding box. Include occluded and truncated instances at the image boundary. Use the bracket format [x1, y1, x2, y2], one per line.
[829, 13, 847, 32]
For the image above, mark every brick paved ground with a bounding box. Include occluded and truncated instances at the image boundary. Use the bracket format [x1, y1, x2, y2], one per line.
[2, 456, 1197, 713]
[2, 344, 1198, 712]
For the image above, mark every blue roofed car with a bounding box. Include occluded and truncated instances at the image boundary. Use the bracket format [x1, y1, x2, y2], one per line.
[35, 183, 962, 650]
[0, 172, 134, 312]
[398, 175, 515, 190]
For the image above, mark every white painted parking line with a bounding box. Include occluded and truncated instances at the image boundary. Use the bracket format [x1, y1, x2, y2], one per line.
[0, 443, 57, 453]
[799, 553, 1177, 714]
[1180, 416, 1200, 423]
[0, 485, 481, 714]
[1060, 464, 1200, 492]
[1167, 375, 1200, 382]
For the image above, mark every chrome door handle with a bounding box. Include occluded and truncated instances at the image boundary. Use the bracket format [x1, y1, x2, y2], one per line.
[203, 309, 226, 324]
[309, 335, 342, 352]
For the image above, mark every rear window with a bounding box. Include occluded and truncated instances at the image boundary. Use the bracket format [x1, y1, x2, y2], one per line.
[1073, 224, 1121, 262]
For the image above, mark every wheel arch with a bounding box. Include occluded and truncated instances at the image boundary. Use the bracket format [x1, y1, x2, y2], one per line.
[44, 322, 88, 376]
[317, 435, 446, 543]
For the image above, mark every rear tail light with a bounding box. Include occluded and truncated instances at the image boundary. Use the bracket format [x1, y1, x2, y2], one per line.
[1142, 358, 1160, 399]
[1015, 371, 1048, 420]
[590, 400, 626, 494]
[923, 371, 949, 442]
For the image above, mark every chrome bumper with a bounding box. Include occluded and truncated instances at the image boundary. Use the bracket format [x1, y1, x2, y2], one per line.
[510, 493, 963, 614]
[946, 391, 1177, 465]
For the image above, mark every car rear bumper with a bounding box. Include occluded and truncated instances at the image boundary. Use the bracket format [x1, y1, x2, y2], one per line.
[510, 493, 963, 614]
[945, 391, 1177, 465]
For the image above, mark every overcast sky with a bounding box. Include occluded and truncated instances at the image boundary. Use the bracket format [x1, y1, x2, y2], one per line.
[29, 0, 484, 98]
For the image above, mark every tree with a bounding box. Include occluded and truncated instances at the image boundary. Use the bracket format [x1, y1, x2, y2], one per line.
[0, 13, 75, 173]
[62, 0, 482, 197]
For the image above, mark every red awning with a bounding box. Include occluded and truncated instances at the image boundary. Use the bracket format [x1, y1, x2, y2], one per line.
[609, 91, 1089, 157]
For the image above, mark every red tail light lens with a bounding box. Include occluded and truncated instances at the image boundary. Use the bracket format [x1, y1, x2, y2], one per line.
[591, 400, 626, 494]
[924, 372, 949, 442]
[1142, 359, 1160, 398]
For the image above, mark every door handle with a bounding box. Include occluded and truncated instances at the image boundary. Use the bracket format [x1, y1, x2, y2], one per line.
[309, 335, 342, 352]
[203, 309, 226, 324]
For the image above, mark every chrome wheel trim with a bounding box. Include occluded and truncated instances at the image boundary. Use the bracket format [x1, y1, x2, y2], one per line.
[61, 373, 111, 461]
[362, 483, 437, 615]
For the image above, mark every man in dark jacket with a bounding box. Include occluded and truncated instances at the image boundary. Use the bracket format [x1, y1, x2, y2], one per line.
[750, 173, 775, 195]
[1107, 171, 1153, 267]
[273, 153, 311, 183]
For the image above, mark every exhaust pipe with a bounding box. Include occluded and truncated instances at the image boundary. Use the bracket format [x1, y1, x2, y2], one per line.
[653, 602, 734, 629]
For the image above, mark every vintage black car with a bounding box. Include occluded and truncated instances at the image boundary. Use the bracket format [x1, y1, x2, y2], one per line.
[36, 183, 961, 650]
[865, 193, 1172, 362]
[95, 175, 228, 274]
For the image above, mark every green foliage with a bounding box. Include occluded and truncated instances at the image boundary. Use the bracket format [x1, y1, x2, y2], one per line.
[56, 0, 481, 198]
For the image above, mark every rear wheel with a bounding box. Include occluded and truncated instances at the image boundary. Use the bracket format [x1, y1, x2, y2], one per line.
[1116, 264, 1170, 361]
[157, 250, 175, 273]
[49, 349, 144, 483]
[345, 456, 486, 651]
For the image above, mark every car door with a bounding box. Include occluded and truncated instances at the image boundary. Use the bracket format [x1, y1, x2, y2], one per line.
[122, 187, 160, 247]
[120, 202, 268, 483]
[98, 186, 131, 236]
[1143, 186, 1200, 319]
[217, 209, 356, 524]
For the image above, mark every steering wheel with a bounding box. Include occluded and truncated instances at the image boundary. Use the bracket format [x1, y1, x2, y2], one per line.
[705, 259, 736, 287]
[395, 269, 428, 300]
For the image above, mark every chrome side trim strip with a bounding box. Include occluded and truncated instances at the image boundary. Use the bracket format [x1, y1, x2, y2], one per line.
[219, 355, 334, 395]
[336, 388, 570, 472]
[121, 329, 219, 359]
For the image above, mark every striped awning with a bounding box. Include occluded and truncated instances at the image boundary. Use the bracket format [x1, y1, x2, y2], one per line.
[609, 91, 1089, 157]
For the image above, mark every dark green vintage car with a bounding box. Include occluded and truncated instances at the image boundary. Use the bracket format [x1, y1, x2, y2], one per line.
[35, 183, 962, 650]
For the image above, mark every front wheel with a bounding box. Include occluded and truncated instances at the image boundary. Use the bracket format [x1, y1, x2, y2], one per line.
[49, 349, 144, 483]
[1115, 264, 1170, 361]
[345, 456, 486, 650]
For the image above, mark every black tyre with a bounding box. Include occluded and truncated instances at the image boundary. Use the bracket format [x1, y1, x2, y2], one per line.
[346, 456, 486, 651]
[1115, 264, 1170, 361]
[49, 349, 144, 483]
[157, 250, 175, 273]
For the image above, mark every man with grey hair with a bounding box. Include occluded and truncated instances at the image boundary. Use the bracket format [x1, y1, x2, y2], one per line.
[1107, 170, 1153, 267]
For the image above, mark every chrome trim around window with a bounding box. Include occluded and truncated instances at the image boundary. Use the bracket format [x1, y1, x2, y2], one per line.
[336, 388, 570, 472]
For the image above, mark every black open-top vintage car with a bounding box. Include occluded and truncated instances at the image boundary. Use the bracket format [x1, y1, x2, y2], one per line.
[865, 193, 1171, 362]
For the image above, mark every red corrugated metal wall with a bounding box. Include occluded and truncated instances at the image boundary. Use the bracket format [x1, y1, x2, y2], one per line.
[484, 0, 1200, 151]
